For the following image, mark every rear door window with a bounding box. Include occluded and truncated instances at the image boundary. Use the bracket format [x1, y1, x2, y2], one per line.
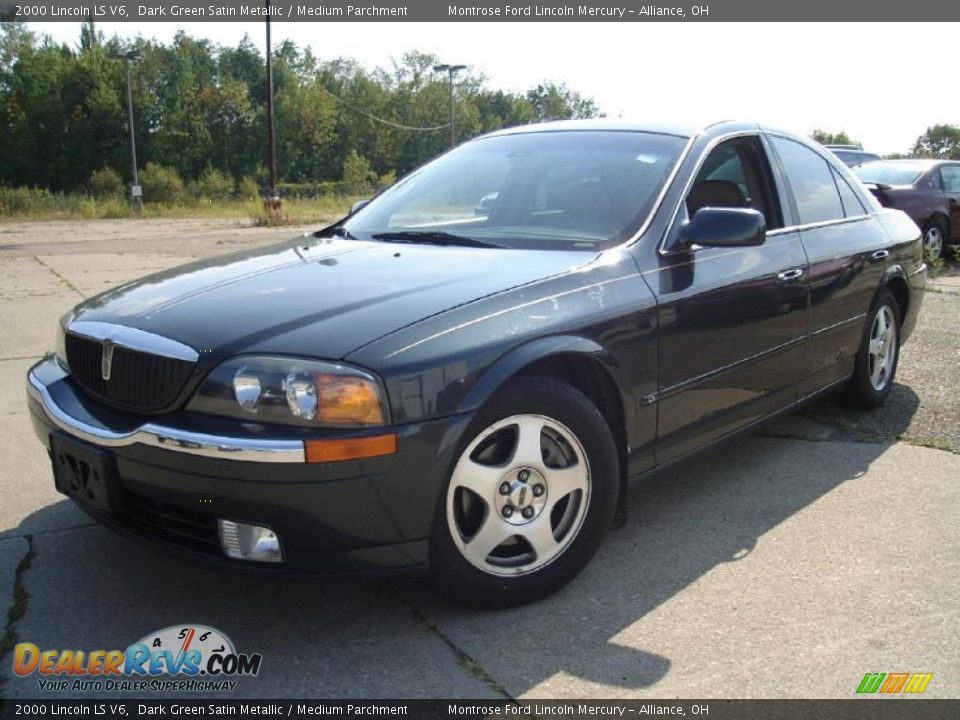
[831, 167, 867, 217]
[770, 136, 845, 225]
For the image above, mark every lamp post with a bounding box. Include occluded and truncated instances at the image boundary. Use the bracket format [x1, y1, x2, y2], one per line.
[265, 0, 279, 212]
[433, 63, 467, 148]
[113, 50, 142, 211]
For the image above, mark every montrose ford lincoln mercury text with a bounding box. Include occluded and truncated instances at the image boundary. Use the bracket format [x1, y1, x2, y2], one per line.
[27, 120, 926, 606]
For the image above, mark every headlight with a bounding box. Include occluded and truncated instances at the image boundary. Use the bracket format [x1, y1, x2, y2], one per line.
[187, 356, 389, 428]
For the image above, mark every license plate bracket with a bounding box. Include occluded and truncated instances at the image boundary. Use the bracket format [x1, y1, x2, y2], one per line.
[50, 433, 120, 515]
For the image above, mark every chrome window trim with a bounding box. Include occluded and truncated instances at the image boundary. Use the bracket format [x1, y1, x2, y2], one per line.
[766, 214, 872, 238]
[27, 367, 305, 463]
[66, 321, 199, 362]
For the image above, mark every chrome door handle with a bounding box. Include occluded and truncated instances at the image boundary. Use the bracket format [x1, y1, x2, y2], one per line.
[870, 250, 890, 262]
[776, 268, 805, 282]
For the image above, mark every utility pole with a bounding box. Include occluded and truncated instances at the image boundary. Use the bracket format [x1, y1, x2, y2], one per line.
[433, 63, 467, 147]
[113, 50, 142, 211]
[265, 0, 279, 213]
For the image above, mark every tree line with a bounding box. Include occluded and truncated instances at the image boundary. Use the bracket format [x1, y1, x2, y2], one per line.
[0, 21, 601, 200]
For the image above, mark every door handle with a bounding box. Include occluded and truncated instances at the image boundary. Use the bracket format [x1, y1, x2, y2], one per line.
[776, 268, 805, 283]
[870, 249, 890, 262]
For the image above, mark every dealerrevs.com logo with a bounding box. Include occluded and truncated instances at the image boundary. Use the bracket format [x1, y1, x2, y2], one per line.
[13, 624, 262, 693]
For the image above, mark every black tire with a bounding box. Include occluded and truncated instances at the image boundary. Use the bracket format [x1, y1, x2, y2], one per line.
[429, 377, 619, 608]
[846, 290, 901, 410]
[921, 218, 948, 261]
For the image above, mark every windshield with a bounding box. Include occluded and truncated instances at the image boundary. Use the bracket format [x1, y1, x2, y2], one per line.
[855, 162, 926, 186]
[341, 131, 687, 250]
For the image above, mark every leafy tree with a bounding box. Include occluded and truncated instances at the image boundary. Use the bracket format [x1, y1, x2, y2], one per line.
[527, 82, 601, 122]
[0, 27, 603, 197]
[811, 130, 858, 146]
[911, 125, 960, 160]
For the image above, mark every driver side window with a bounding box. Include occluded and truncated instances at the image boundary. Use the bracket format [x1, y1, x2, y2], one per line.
[686, 138, 782, 230]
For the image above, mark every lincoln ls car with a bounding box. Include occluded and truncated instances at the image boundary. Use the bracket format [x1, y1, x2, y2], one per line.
[27, 120, 926, 607]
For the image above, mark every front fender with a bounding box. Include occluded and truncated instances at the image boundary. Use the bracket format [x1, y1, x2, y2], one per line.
[457, 334, 636, 436]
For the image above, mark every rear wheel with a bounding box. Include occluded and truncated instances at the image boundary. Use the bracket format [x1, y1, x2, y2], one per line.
[922, 218, 947, 261]
[847, 290, 900, 409]
[430, 378, 618, 608]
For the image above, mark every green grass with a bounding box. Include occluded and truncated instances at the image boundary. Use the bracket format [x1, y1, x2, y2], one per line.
[0, 187, 361, 226]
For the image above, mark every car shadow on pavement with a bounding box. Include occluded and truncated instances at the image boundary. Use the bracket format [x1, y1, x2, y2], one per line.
[2, 389, 920, 699]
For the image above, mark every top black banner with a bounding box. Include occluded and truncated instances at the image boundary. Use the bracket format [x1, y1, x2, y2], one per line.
[4, 0, 959, 22]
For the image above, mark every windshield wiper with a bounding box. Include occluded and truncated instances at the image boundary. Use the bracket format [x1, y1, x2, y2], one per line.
[371, 230, 503, 249]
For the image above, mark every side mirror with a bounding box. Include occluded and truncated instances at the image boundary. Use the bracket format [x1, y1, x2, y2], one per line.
[351, 199, 370, 214]
[675, 207, 766, 249]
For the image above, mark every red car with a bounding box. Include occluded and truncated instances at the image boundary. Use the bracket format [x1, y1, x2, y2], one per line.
[855, 159, 960, 260]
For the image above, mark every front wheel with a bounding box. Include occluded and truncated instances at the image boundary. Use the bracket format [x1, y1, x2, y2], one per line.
[430, 378, 619, 608]
[847, 290, 900, 409]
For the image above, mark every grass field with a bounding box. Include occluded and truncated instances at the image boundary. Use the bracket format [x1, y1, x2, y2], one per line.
[0, 189, 361, 227]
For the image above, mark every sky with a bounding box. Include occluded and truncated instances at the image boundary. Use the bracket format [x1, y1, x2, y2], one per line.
[25, 21, 956, 155]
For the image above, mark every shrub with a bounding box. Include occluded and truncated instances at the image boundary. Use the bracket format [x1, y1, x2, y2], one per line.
[341, 151, 375, 195]
[191, 167, 234, 201]
[377, 170, 397, 190]
[139, 163, 184, 204]
[237, 176, 260, 200]
[88, 167, 125, 199]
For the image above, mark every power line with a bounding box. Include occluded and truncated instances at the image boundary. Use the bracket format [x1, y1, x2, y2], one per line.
[318, 85, 450, 132]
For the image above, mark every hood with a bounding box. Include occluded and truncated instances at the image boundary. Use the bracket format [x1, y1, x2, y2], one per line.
[69, 237, 593, 362]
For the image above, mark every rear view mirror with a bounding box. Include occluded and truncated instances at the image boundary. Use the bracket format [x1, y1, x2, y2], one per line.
[351, 199, 370, 214]
[676, 207, 766, 249]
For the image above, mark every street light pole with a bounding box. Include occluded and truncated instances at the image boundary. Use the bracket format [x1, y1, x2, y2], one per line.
[433, 63, 467, 147]
[265, 0, 278, 204]
[113, 50, 142, 211]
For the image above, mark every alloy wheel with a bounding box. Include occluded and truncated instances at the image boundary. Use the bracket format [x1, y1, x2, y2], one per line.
[867, 305, 897, 392]
[445, 413, 591, 577]
[924, 226, 943, 262]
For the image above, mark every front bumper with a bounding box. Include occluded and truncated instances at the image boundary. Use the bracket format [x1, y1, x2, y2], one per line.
[27, 357, 472, 574]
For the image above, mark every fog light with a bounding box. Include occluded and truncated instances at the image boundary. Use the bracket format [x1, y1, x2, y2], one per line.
[218, 520, 283, 563]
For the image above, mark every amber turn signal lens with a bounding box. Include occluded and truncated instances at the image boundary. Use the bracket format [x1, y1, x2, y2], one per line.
[314, 373, 386, 426]
[305, 433, 398, 463]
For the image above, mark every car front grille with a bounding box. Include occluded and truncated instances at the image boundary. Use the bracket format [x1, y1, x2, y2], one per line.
[122, 492, 221, 557]
[65, 332, 195, 412]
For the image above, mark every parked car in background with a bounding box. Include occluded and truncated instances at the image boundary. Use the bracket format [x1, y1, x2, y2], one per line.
[855, 159, 960, 260]
[27, 120, 926, 607]
[825, 144, 882, 168]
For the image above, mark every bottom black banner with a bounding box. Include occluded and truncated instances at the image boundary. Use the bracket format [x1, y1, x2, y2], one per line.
[1, 700, 958, 720]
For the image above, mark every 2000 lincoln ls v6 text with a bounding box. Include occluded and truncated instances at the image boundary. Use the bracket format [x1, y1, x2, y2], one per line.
[27, 120, 926, 607]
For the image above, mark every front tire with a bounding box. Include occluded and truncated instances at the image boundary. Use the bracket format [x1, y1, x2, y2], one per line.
[847, 290, 900, 409]
[430, 377, 618, 608]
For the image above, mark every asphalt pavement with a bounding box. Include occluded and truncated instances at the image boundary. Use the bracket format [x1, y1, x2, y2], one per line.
[1, 219, 957, 700]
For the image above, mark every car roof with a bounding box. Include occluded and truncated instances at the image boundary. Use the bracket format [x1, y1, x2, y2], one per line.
[480, 118, 723, 140]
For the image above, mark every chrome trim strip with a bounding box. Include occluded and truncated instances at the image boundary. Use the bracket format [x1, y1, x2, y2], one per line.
[810, 313, 866, 338]
[27, 369, 305, 463]
[653, 334, 807, 403]
[67, 321, 199, 362]
[766, 214, 872, 238]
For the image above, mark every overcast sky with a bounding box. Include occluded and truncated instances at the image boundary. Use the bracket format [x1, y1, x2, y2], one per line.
[26, 21, 955, 155]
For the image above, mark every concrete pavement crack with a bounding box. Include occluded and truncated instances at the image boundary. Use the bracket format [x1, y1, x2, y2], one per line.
[32, 256, 86, 299]
[0, 535, 34, 703]
[408, 606, 517, 702]
[754, 429, 960, 456]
